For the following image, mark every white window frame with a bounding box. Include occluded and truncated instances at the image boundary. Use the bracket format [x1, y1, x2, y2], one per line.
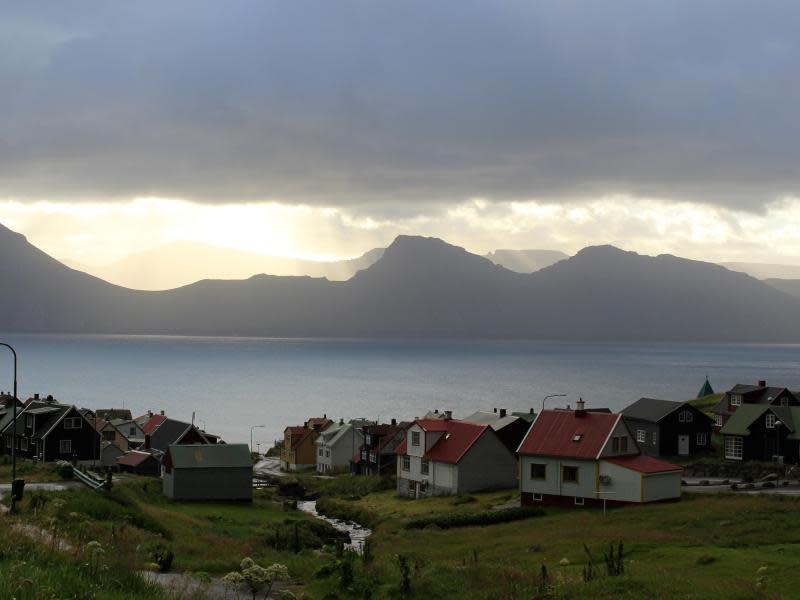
[574, 496, 585, 506]
[730, 395, 742, 407]
[401, 455, 410, 471]
[59, 439, 72, 454]
[421, 459, 430, 475]
[64, 417, 82, 430]
[532, 493, 543, 502]
[766, 413, 777, 429]
[411, 431, 420, 447]
[714, 415, 723, 427]
[696, 433, 707, 446]
[5, 435, 10, 448]
[679, 410, 693, 423]
[20, 437, 28, 451]
[724, 436, 743, 460]
[318, 447, 323, 456]
[651, 431, 658, 446]
[25, 415, 34, 428]
[636, 429, 646, 443]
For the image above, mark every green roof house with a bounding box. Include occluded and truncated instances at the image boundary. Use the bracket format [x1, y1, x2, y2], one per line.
[163, 444, 252, 501]
[719, 405, 800, 463]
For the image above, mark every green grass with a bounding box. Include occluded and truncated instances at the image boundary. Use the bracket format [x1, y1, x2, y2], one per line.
[0, 456, 62, 483]
[305, 488, 800, 599]
[689, 393, 724, 415]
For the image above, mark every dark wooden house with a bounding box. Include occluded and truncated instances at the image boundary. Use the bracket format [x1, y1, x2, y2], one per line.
[1, 399, 100, 463]
[353, 421, 408, 475]
[719, 405, 800, 464]
[712, 380, 799, 431]
[621, 398, 713, 458]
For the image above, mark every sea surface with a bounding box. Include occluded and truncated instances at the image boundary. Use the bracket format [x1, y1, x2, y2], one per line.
[1, 334, 799, 446]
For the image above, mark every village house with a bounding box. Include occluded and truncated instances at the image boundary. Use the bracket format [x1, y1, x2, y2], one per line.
[621, 398, 713, 458]
[315, 418, 367, 473]
[712, 380, 799, 431]
[100, 442, 125, 467]
[518, 401, 682, 508]
[109, 418, 146, 448]
[95, 418, 131, 452]
[352, 420, 408, 475]
[395, 412, 517, 498]
[163, 443, 252, 501]
[462, 408, 530, 453]
[281, 416, 332, 471]
[719, 405, 800, 463]
[1, 397, 101, 463]
[0, 393, 22, 438]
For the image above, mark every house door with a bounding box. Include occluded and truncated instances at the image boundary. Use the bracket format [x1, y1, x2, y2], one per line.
[678, 435, 690, 456]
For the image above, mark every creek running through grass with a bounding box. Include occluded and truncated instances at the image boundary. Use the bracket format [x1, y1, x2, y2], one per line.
[297, 500, 372, 553]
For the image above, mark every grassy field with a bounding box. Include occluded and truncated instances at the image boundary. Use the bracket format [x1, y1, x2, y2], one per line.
[309, 488, 800, 599]
[0, 456, 63, 483]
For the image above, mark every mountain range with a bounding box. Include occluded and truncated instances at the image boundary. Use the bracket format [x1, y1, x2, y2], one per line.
[3, 222, 800, 341]
[70, 244, 568, 290]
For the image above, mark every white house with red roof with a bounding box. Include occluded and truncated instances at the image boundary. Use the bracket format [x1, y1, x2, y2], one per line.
[395, 413, 517, 498]
[517, 400, 682, 508]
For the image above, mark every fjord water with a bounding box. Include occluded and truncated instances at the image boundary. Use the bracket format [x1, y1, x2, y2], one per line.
[2, 334, 800, 445]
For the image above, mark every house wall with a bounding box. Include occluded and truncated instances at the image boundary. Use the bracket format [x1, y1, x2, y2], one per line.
[623, 418, 660, 457]
[657, 406, 713, 457]
[598, 419, 637, 458]
[164, 467, 253, 501]
[596, 460, 643, 503]
[641, 471, 682, 502]
[734, 415, 799, 463]
[396, 454, 458, 497]
[100, 443, 124, 467]
[317, 427, 364, 472]
[456, 431, 517, 493]
[519, 455, 598, 501]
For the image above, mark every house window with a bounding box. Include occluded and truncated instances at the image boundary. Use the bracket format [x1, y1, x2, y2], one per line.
[766, 414, 777, 429]
[369, 452, 376, 462]
[724, 436, 743, 460]
[574, 496, 585, 506]
[361, 450, 367, 460]
[64, 417, 82, 430]
[20, 437, 28, 451]
[129, 427, 136, 436]
[532, 493, 543, 502]
[59, 439, 72, 454]
[714, 415, 722, 427]
[730, 395, 742, 406]
[780, 397, 789, 407]
[402, 455, 410, 471]
[5, 435, 10, 448]
[25, 415, 33, 428]
[325, 450, 330, 458]
[421, 459, 430, 475]
[651, 431, 658, 446]
[636, 430, 646, 443]
[696, 433, 707, 446]
[562, 465, 579, 484]
[530, 463, 547, 480]
[411, 431, 420, 447]
[678, 410, 693, 423]
[365, 434, 371, 444]
[318, 447, 323, 456]
[611, 437, 628, 453]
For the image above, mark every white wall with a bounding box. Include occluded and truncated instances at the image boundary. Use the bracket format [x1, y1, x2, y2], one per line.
[642, 471, 681, 502]
[597, 460, 642, 503]
[520, 455, 598, 499]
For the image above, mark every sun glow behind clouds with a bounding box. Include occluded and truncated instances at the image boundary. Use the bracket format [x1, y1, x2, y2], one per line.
[3, 195, 800, 269]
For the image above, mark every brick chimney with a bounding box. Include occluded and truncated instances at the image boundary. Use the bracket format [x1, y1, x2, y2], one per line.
[576, 398, 586, 416]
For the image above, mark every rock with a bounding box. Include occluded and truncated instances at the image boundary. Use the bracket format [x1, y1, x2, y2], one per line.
[559, 558, 570, 566]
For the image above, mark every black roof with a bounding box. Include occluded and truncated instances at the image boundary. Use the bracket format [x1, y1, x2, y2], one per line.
[621, 398, 687, 423]
[714, 384, 800, 415]
[149, 418, 207, 451]
[2, 401, 72, 439]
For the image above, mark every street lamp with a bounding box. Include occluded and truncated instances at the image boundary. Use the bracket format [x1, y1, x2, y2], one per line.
[0, 342, 18, 483]
[542, 393, 567, 413]
[250, 424, 266, 454]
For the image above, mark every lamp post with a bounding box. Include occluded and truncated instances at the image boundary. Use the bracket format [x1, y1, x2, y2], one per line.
[542, 393, 567, 413]
[250, 424, 266, 454]
[0, 342, 18, 483]
[776, 420, 783, 486]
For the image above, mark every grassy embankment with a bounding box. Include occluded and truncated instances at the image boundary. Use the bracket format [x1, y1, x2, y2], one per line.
[308, 487, 800, 599]
[0, 455, 62, 483]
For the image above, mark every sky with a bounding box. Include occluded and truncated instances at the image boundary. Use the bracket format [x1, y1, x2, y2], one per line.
[1, 1, 800, 266]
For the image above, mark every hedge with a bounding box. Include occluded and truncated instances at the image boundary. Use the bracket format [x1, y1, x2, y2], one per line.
[405, 506, 545, 530]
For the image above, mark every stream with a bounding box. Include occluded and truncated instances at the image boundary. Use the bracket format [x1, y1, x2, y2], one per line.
[297, 500, 372, 554]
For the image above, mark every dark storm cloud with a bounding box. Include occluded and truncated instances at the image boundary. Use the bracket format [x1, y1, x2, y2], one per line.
[1, 1, 799, 208]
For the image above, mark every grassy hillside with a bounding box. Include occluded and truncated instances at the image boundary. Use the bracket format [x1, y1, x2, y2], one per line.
[689, 393, 724, 415]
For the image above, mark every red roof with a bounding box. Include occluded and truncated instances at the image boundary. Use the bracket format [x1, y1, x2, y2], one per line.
[284, 426, 314, 448]
[395, 419, 489, 464]
[605, 454, 683, 474]
[517, 410, 623, 459]
[141, 414, 167, 434]
[116, 450, 156, 467]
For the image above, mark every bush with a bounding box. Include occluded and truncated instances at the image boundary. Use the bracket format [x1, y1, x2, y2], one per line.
[405, 507, 544, 530]
[264, 519, 348, 552]
[140, 541, 174, 572]
[316, 497, 380, 530]
[55, 461, 73, 480]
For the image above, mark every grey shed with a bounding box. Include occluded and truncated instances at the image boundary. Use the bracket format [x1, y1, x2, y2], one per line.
[162, 444, 253, 501]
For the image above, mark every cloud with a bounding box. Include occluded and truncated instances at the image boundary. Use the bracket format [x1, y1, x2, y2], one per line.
[0, 1, 798, 209]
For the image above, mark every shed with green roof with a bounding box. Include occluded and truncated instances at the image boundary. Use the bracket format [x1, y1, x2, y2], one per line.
[163, 443, 252, 501]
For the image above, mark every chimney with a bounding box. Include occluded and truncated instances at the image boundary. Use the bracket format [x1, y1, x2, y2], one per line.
[576, 397, 586, 415]
[340, 418, 344, 425]
[434, 409, 439, 414]
[444, 410, 452, 420]
[160, 410, 165, 416]
[499, 409, 507, 418]
[144, 434, 151, 449]
[758, 380, 767, 387]
[148, 410, 153, 417]
[493, 407, 498, 413]
[391, 418, 397, 426]
[34, 393, 40, 400]
[323, 413, 327, 419]
[529, 408, 534, 414]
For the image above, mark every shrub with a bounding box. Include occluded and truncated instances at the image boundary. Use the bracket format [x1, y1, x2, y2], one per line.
[55, 461, 73, 480]
[140, 541, 174, 572]
[264, 519, 348, 552]
[405, 506, 544, 530]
